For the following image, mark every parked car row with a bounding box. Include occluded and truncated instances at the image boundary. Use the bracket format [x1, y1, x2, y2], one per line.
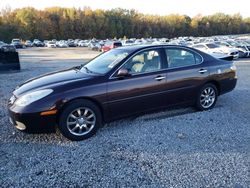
[0, 41, 16, 52]
[169, 36, 250, 60]
[81, 36, 250, 60]
[3, 36, 250, 60]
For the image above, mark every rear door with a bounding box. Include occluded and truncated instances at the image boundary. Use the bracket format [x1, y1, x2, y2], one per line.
[164, 47, 209, 105]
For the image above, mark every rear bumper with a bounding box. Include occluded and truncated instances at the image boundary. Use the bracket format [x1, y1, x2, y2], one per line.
[220, 78, 237, 95]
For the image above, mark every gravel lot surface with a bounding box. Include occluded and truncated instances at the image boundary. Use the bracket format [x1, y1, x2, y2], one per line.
[0, 48, 249, 187]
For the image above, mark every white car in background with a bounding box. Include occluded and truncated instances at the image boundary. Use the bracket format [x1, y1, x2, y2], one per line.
[192, 43, 239, 60]
[46, 41, 56, 48]
[78, 40, 89, 47]
[216, 40, 250, 58]
[25, 40, 33, 47]
[122, 39, 135, 46]
[57, 40, 68, 48]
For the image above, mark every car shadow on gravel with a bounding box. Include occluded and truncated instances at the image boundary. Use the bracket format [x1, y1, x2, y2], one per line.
[1, 104, 225, 145]
[0, 106, 196, 144]
[104, 105, 224, 126]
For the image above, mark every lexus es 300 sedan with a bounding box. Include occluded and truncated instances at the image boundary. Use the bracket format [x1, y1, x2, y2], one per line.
[8, 45, 237, 140]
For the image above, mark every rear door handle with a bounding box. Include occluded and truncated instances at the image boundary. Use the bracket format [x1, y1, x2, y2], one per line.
[199, 69, 208, 74]
[155, 76, 166, 81]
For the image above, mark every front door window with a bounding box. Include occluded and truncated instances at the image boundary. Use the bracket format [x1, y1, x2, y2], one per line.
[122, 50, 162, 74]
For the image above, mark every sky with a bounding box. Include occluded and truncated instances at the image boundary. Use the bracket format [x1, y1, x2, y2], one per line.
[0, 0, 249, 18]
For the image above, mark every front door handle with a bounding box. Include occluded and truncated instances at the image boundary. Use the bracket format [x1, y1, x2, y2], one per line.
[155, 76, 166, 81]
[199, 69, 208, 74]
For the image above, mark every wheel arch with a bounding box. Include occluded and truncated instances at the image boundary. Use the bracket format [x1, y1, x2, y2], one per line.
[56, 97, 104, 124]
[204, 80, 221, 95]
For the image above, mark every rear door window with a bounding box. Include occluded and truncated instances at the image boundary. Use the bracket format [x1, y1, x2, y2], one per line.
[165, 48, 202, 68]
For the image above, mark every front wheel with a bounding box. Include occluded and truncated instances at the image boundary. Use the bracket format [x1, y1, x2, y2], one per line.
[196, 84, 218, 111]
[58, 99, 102, 141]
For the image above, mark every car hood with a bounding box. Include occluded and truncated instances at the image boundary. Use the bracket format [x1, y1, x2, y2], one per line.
[13, 67, 93, 96]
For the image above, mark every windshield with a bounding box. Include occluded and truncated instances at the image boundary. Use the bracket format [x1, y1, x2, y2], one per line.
[206, 43, 219, 49]
[83, 49, 129, 74]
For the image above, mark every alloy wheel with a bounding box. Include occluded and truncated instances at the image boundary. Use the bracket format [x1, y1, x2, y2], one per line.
[200, 87, 216, 109]
[66, 107, 96, 136]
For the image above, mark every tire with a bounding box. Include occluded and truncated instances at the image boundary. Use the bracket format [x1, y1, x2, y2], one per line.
[58, 99, 102, 141]
[196, 83, 218, 111]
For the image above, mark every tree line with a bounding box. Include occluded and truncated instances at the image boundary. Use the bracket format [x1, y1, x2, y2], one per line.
[0, 7, 250, 42]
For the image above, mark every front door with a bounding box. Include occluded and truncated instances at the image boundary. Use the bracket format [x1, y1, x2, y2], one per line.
[106, 48, 168, 120]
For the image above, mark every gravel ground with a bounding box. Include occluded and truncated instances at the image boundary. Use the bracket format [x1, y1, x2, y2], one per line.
[0, 48, 249, 187]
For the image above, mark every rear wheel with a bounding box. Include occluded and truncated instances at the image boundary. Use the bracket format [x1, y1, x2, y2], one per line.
[196, 83, 218, 111]
[58, 99, 102, 141]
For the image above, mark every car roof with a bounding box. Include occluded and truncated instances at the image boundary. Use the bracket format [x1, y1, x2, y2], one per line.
[118, 44, 214, 60]
[117, 44, 196, 52]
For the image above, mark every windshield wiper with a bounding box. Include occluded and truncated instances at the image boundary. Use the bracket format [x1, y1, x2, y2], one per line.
[84, 66, 92, 73]
[83, 66, 101, 75]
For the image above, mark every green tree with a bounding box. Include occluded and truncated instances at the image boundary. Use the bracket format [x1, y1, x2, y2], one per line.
[0, 7, 250, 42]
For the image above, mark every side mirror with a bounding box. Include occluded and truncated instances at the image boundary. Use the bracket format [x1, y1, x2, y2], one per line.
[117, 68, 130, 78]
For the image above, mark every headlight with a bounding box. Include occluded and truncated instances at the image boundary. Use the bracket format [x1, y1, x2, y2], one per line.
[15, 89, 53, 107]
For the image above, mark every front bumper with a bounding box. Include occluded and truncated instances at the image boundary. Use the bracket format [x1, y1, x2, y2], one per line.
[8, 107, 57, 133]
